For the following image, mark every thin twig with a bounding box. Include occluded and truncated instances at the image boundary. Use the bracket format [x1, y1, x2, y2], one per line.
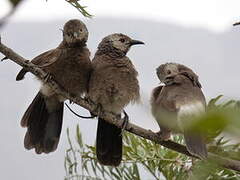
[0, 38, 240, 172]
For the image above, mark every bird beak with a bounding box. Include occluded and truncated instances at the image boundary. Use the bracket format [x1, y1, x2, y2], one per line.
[163, 74, 177, 85]
[73, 31, 82, 38]
[130, 39, 145, 46]
[233, 22, 240, 26]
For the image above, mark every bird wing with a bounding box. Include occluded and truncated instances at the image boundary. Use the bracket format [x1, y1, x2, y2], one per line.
[151, 85, 178, 132]
[180, 71, 202, 88]
[177, 64, 202, 88]
[31, 48, 62, 67]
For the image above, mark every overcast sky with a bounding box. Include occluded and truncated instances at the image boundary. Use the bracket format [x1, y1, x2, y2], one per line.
[1, 1, 240, 180]
[1, 0, 240, 32]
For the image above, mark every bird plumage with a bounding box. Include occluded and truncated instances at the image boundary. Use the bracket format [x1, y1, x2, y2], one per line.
[17, 19, 92, 154]
[151, 63, 207, 159]
[88, 33, 143, 166]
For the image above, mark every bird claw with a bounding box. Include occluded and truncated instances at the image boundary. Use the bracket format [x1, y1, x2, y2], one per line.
[85, 97, 95, 105]
[1, 56, 8, 61]
[121, 110, 129, 135]
[43, 73, 53, 83]
[156, 130, 171, 141]
[91, 103, 103, 117]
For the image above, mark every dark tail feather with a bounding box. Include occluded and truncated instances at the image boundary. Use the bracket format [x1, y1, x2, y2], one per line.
[21, 91, 64, 154]
[96, 118, 122, 166]
[16, 68, 28, 81]
[184, 131, 208, 159]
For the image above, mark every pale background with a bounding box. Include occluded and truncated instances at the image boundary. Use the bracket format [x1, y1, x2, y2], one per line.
[0, 0, 240, 179]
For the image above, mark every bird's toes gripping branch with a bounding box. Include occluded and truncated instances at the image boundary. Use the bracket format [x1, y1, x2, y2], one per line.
[43, 73, 53, 83]
[91, 102, 104, 117]
[156, 130, 171, 141]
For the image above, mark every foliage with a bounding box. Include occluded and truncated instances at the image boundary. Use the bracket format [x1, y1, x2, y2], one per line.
[64, 96, 240, 180]
[65, 0, 93, 18]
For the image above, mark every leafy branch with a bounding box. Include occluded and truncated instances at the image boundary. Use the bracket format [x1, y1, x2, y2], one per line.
[64, 126, 240, 180]
[65, 0, 93, 18]
[0, 0, 92, 29]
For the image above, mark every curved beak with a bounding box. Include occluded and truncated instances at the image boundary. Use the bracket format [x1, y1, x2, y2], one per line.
[130, 39, 145, 46]
[233, 22, 240, 26]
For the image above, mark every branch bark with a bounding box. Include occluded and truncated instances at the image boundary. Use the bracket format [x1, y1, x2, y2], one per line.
[0, 37, 240, 172]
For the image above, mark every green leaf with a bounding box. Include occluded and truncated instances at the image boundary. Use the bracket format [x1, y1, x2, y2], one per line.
[65, 0, 93, 18]
[76, 124, 83, 148]
[207, 95, 223, 109]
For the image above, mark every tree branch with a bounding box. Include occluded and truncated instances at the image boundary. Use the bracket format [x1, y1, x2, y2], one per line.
[0, 37, 240, 172]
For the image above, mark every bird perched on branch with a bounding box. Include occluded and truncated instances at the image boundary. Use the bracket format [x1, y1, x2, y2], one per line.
[88, 33, 144, 166]
[151, 63, 207, 159]
[16, 19, 92, 154]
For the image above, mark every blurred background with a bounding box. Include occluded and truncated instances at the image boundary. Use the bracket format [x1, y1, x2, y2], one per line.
[0, 0, 240, 179]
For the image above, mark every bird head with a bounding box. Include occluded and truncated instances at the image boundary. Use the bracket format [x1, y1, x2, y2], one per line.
[98, 33, 144, 55]
[62, 19, 88, 47]
[156, 63, 179, 84]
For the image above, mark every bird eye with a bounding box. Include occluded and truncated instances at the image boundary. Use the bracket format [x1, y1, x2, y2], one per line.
[80, 29, 83, 32]
[119, 38, 125, 43]
[167, 70, 171, 74]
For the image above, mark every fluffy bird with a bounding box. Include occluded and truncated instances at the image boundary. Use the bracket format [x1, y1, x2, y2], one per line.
[16, 19, 92, 154]
[88, 33, 144, 166]
[151, 63, 207, 159]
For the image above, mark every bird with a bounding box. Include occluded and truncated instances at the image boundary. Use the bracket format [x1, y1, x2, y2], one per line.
[16, 19, 92, 154]
[151, 62, 207, 159]
[88, 33, 144, 166]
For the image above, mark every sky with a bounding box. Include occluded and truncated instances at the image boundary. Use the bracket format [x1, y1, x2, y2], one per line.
[1, 1, 240, 179]
[0, 0, 240, 32]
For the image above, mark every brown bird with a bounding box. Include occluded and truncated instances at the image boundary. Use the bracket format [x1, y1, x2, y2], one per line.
[151, 63, 207, 159]
[16, 19, 92, 154]
[88, 33, 144, 166]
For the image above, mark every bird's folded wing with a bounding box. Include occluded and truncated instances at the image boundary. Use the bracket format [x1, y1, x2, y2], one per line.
[177, 64, 202, 88]
[31, 48, 62, 67]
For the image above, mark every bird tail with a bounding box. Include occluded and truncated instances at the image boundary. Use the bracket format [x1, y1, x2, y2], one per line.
[16, 68, 28, 81]
[184, 131, 208, 159]
[96, 118, 122, 166]
[177, 102, 208, 159]
[21, 91, 64, 154]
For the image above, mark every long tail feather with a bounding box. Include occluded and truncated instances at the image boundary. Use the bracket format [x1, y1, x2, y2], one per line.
[21, 91, 64, 154]
[96, 118, 122, 166]
[184, 131, 208, 159]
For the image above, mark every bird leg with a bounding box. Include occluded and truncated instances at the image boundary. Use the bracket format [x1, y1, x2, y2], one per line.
[156, 127, 171, 141]
[90, 103, 103, 118]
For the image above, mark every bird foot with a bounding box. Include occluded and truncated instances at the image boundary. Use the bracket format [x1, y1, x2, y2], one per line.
[91, 103, 103, 117]
[85, 96, 95, 106]
[43, 73, 53, 83]
[156, 130, 171, 141]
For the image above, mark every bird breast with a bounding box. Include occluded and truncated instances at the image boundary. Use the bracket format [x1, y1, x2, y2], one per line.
[177, 101, 205, 132]
[89, 56, 140, 113]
